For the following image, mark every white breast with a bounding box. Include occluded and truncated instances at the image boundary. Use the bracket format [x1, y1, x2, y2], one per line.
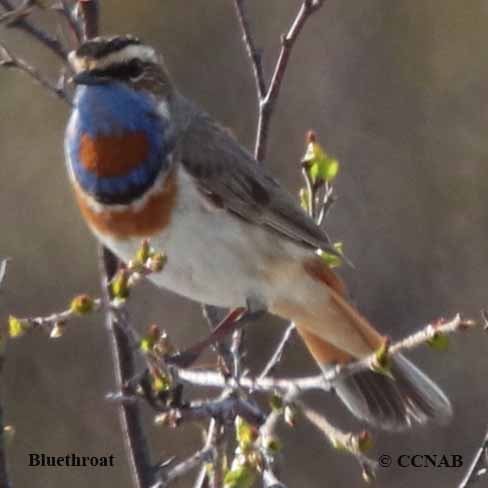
[93, 165, 308, 308]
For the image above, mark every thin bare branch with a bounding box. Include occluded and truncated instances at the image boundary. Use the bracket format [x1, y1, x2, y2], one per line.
[101, 247, 155, 488]
[317, 182, 336, 226]
[0, 41, 72, 103]
[300, 403, 377, 480]
[482, 309, 488, 331]
[258, 323, 296, 380]
[233, 0, 327, 161]
[262, 468, 287, 488]
[9, 295, 101, 336]
[154, 393, 265, 428]
[0, 258, 10, 290]
[458, 425, 488, 487]
[0, 282, 11, 487]
[232, 0, 266, 98]
[168, 307, 246, 368]
[0, 0, 68, 59]
[156, 446, 215, 488]
[0, 0, 32, 25]
[175, 314, 476, 395]
[0, 405, 12, 488]
[51, 0, 83, 44]
[77, 0, 98, 41]
[193, 419, 224, 488]
[255, 0, 326, 161]
[202, 304, 234, 376]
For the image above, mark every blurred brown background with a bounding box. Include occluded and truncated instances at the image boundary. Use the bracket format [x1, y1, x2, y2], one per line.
[1, 1, 487, 486]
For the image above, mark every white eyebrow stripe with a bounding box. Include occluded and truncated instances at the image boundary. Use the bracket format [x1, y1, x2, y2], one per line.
[69, 45, 157, 72]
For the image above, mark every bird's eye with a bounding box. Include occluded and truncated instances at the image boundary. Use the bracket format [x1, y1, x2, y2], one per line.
[127, 59, 144, 80]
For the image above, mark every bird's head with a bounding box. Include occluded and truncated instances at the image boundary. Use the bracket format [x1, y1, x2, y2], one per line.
[68, 35, 172, 97]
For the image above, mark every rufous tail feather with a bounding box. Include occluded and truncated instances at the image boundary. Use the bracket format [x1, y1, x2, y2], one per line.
[273, 256, 452, 430]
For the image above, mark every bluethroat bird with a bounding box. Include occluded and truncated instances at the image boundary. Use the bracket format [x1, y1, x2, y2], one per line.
[64, 35, 452, 430]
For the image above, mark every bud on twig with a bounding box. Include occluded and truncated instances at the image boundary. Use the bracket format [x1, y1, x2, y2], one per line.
[70, 294, 95, 315]
[371, 337, 392, 377]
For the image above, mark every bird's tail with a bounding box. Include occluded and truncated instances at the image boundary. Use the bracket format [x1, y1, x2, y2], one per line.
[299, 327, 452, 430]
[271, 257, 452, 430]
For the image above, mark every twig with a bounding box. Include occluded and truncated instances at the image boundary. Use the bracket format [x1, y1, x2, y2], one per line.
[323, 315, 475, 387]
[209, 421, 225, 488]
[9, 296, 101, 336]
[232, 0, 266, 98]
[301, 165, 317, 220]
[202, 304, 235, 375]
[317, 182, 336, 226]
[193, 419, 224, 488]
[480, 309, 488, 332]
[258, 323, 296, 380]
[0, 0, 32, 25]
[168, 307, 246, 368]
[0, 258, 10, 290]
[154, 393, 265, 428]
[259, 390, 297, 488]
[0, 0, 68, 59]
[175, 314, 476, 395]
[78, 0, 100, 39]
[0, 42, 72, 103]
[51, 0, 83, 44]
[257, 0, 326, 161]
[193, 421, 216, 488]
[0, 405, 11, 488]
[230, 329, 244, 380]
[77, 0, 98, 41]
[300, 402, 377, 480]
[234, 0, 326, 161]
[101, 247, 155, 488]
[262, 468, 287, 488]
[459, 426, 488, 487]
[155, 446, 215, 488]
[0, 272, 11, 487]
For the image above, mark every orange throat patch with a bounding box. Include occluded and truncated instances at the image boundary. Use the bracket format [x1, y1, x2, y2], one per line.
[79, 132, 150, 177]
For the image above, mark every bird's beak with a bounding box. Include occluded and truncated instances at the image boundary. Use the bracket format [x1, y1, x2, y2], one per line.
[71, 71, 110, 86]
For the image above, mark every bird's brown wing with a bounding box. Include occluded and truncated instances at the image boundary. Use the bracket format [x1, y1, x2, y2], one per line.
[179, 111, 338, 254]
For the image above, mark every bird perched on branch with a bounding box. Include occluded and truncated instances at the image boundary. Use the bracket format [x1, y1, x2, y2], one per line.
[64, 35, 452, 430]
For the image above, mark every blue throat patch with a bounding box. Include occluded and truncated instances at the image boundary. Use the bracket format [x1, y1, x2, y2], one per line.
[65, 83, 172, 205]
